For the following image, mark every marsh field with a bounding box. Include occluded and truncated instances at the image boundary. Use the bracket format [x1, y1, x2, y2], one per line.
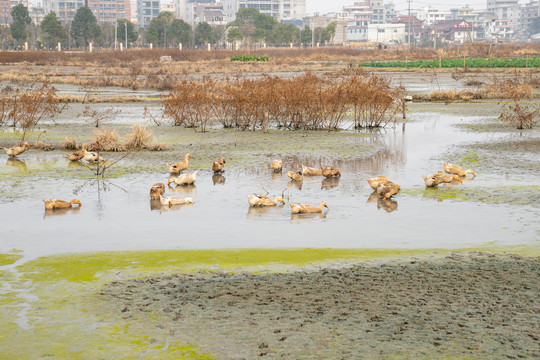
[0, 47, 539, 359]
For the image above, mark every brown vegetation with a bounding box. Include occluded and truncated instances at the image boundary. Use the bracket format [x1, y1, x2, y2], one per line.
[162, 70, 404, 131]
[0, 84, 64, 142]
[61, 137, 78, 150]
[86, 128, 125, 152]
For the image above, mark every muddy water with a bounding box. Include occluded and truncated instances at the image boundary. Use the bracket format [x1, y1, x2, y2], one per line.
[1, 111, 538, 264]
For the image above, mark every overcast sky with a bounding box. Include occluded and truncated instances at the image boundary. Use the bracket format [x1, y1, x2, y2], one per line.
[306, 0, 497, 15]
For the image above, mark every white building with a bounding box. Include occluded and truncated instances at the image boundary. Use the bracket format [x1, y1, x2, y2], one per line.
[367, 22, 405, 43]
[415, 6, 447, 26]
[347, 21, 405, 43]
[487, 0, 520, 27]
[222, 0, 306, 24]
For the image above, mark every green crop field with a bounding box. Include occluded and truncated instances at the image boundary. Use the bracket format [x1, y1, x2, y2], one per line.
[231, 55, 269, 62]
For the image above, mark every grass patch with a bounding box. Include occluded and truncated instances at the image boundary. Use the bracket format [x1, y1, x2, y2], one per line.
[0, 253, 23, 266]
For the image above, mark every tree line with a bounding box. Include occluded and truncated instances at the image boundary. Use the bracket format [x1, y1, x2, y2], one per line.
[1, 4, 337, 50]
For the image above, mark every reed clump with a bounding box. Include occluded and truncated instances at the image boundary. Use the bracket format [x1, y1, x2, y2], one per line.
[61, 137, 78, 150]
[87, 128, 125, 152]
[125, 124, 153, 150]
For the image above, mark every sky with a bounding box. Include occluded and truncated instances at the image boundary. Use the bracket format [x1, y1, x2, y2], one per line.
[306, 0, 495, 15]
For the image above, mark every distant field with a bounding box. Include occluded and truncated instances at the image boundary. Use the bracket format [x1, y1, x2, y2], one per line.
[361, 57, 540, 68]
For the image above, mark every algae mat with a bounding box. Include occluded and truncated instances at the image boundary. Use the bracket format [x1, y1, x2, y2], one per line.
[1, 247, 540, 359]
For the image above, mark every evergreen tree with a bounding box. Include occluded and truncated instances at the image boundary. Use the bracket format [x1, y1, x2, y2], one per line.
[194, 22, 214, 46]
[70, 6, 100, 48]
[40, 11, 67, 48]
[10, 4, 32, 43]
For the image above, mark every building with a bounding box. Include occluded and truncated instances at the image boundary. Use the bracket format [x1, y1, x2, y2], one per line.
[390, 15, 423, 43]
[415, 6, 447, 26]
[43, 0, 131, 25]
[520, 0, 539, 36]
[137, 0, 159, 27]
[433, 19, 476, 43]
[383, 2, 395, 23]
[486, 0, 520, 28]
[160, 0, 174, 13]
[1, 0, 28, 25]
[367, 23, 405, 43]
[184, 1, 225, 26]
[222, 0, 306, 24]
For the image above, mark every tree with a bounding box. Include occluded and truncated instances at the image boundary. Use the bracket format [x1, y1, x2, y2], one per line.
[227, 26, 243, 44]
[301, 25, 312, 45]
[70, 6, 100, 48]
[169, 19, 192, 47]
[326, 21, 337, 43]
[195, 22, 214, 46]
[10, 4, 32, 43]
[117, 19, 138, 46]
[40, 11, 66, 48]
[147, 12, 174, 47]
[228, 8, 277, 46]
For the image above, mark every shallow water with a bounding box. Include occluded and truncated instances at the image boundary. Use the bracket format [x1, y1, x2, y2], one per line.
[1, 111, 538, 264]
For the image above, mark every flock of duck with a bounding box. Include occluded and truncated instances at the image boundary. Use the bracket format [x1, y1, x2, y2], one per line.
[1, 141, 476, 213]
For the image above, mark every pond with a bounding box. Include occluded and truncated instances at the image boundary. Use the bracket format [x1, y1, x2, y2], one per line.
[1, 108, 538, 267]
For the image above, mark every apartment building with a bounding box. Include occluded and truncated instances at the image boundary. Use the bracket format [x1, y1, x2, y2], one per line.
[415, 6, 447, 26]
[222, 0, 306, 24]
[137, 0, 159, 27]
[42, 0, 130, 25]
[0, 0, 27, 25]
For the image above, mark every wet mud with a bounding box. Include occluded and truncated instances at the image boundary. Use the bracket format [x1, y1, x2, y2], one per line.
[99, 252, 540, 360]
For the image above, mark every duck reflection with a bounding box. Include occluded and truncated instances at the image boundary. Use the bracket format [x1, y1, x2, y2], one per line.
[68, 160, 86, 169]
[247, 205, 285, 218]
[367, 194, 398, 213]
[321, 177, 340, 190]
[6, 157, 27, 170]
[287, 180, 302, 191]
[271, 171, 282, 180]
[44, 206, 81, 217]
[150, 198, 161, 211]
[290, 212, 326, 220]
[159, 202, 194, 214]
[212, 173, 226, 185]
[168, 184, 197, 194]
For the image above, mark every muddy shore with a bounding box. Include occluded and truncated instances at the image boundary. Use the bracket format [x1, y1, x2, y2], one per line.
[98, 253, 540, 359]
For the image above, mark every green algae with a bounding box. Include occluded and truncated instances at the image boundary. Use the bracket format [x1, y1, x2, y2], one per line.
[403, 185, 540, 206]
[0, 253, 23, 266]
[3, 247, 540, 360]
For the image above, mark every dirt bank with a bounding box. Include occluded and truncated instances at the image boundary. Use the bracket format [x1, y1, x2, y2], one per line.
[98, 252, 540, 359]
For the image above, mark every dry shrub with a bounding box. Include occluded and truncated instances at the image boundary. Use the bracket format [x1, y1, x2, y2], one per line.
[499, 100, 539, 129]
[146, 142, 168, 151]
[427, 90, 477, 101]
[125, 124, 153, 150]
[32, 140, 55, 151]
[162, 69, 403, 130]
[61, 137, 78, 149]
[87, 128, 125, 151]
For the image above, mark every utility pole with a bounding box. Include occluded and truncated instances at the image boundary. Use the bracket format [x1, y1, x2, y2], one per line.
[407, 0, 411, 47]
[124, 22, 128, 50]
[433, 16, 436, 49]
[114, 20, 117, 51]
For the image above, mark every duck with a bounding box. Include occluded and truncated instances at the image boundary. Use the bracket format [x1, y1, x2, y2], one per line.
[247, 194, 286, 207]
[4, 142, 30, 157]
[159, 195, 194, 206]
[43, 199, 82, 210]
[271, 159, 283, 172]
[441, 161, 476, 177]
[366, 175, 390, 191]
[83, 148, 103, 163]
[65, 144, 86, 162]
[290, 201, 328, 214]
[149, 183, 166, 199]
[302, 164, 323, 176]
[376, 181, 401, 199]
[168, 171, 197, 186]
[212, 157, 226, 173]
[287, 170, 303, 182]
[422, 171, 463, 187]
[167, 153, 194, 174]
[322, 166, 341, 178]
